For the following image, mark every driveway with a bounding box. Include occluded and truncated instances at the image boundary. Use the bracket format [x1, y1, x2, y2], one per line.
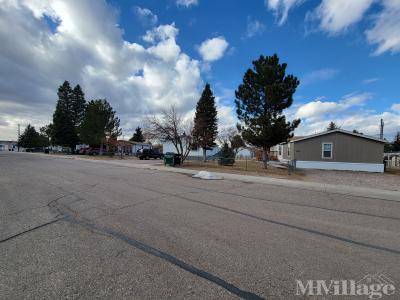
[1, 152, 399, 299]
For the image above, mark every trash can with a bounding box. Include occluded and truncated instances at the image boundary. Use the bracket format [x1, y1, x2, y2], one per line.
[173, 154, 182, 166]
[164, 152, 175, 166]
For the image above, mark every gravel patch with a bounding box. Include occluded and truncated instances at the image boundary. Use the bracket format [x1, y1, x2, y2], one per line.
[302, 169, 400, 191]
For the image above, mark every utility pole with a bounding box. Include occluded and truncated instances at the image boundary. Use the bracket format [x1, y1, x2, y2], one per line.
[380, 119, 384, 140]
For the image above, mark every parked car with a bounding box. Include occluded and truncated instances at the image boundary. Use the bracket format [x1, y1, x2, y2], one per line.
[136, 148, 164, 160]
[87, 148, 101, 156]
[25, 147, 43, 152]
[79, 147, 90, 155]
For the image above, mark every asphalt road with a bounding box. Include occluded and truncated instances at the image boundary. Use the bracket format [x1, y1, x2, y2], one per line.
[0, 152, 399, 299]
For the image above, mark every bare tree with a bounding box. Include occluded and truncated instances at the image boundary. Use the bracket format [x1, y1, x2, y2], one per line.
[144, 106, 194, 163]
[218, 127, 246, 157]
[218, 127, 237, 144]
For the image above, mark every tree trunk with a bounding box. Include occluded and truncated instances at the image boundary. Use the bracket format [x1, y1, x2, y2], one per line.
[100, 142, 103, 156]
[262, 147, 268, 169]
[203, 147, 207, 162]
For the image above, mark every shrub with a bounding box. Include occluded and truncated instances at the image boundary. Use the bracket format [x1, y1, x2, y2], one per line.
[218, 142, 235, 166]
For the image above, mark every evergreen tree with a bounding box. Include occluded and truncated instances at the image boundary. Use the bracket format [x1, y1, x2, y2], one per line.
[327, 121, 340, 131]
[130, 126, 145, 142]
[71, 84, 86, 130]
[392, 131, 400, 151]
[52, 81, 77, 149]
[80, 99, 122, 150]
[52, 81, 86, 150]
[218, 142, 235, 166]
[17, 124, 42, 148]
[384, 142, 393, 153]
[193, 83, 218, 161]
[235, 54, 300, 168]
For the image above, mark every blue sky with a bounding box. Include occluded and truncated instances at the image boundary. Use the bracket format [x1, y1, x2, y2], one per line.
[0, 0, 399, 140]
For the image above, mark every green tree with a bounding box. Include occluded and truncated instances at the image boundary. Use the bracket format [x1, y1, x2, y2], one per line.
[18, 124, 41, 149]
[71, 84, 86, 131]
[52, 81, 78, 149]
[130, 126, 145, 142]
[327, 121, 340, 131]
[40, 124, 53, 145]
[52, 81, 86, 150]
[193, 83, 218, 161]
[230, 134, 245, 156]
[392, 131, 400, 151]
[235, 54, 300, 168]
[218, 142, 235, 166]
[80, 99, 122, 152]
[384, 142, 393, 153]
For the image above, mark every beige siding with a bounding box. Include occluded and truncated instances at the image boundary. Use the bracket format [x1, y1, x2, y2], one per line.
[293, 132, 384, 163]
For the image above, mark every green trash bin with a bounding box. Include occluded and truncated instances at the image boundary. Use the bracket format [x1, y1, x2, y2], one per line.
[164, 152, 175, 166]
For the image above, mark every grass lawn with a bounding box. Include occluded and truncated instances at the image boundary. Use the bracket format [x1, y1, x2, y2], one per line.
[181, 159, 305, 180]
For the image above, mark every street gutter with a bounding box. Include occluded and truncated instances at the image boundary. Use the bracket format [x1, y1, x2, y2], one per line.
[17, 152, 400, 202]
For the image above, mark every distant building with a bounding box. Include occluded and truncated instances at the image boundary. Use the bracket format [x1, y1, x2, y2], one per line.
[162, 141, 219, 159]
[385, 151, 400, 168]
[115, 140, 152, 155]
[279, 129, 385, 173]
[0, 140, 17, 151]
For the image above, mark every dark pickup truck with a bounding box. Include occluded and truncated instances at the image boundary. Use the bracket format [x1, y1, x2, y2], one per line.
[136, 149, 164, 160]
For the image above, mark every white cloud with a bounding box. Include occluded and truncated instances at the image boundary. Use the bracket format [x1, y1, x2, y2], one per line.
[0, 117, 9, 127]
[0, 1, 202, 140]
[366, 0, 400, 55]
[176, 0, 198, 8]
[391, 103, 400, 112]
[362, 77, 380, 84]
[243, 17, 265, 39]
[265, 0, 304, 25]
[264, 0, 399, 56]
[134, 6, 158, 27]
[198, 36, 229, 62]
[295, 110, 400, 139]
[306, 0, 374, 34]
[301, 68, 338, 85]
[291, 92, 400, 139]
[295, 93, 371, 120]
[142, 23, 178, 43]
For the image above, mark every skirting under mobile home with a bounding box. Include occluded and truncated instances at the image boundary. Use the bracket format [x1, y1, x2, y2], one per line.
[295, 161, 384, 172]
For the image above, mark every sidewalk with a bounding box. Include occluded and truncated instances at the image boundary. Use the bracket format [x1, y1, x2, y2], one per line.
[34, 153, 400, 202]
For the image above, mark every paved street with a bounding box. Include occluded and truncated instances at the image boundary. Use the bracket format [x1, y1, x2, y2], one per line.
[1, 152, 399, 299]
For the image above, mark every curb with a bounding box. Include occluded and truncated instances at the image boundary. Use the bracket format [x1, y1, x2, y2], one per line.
[16, 152, 400, 202]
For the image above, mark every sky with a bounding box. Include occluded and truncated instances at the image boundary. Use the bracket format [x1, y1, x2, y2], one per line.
[0, 0, 400, 141]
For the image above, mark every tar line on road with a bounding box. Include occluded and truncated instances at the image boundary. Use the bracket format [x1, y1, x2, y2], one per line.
[0, 219, 60, 243]
[66, 216, 265, 300]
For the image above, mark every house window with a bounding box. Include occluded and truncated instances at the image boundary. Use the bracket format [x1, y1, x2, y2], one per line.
[278, 145, 282, 156]
[322, 143, 333, 159]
